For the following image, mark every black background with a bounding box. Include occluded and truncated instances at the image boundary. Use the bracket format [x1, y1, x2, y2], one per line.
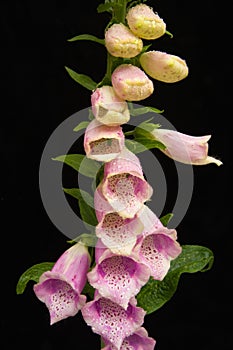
[1, 0, 231, 349]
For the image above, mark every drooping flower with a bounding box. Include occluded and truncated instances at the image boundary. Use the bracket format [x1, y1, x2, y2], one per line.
[91, 85, 130, 126]
[133, 215, 182, 280]
[102, 327, 156, 350]
[126, 3, 166, 40]
[84, 118, 125, 162]
[111, 64, 154, 101]
[105, 23, 143, 58]
[33, 243, 91, 325]
[94, 186, 147, 254]
[151, 128, 223, 166]
[81, 292, 146, 350]
[98, 147, 153, 218]
[87, 248, 150, 309]
[140, 50, 189, 83]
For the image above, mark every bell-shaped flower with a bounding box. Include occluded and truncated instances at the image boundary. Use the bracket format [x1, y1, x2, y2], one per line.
[133, 214, 182, 280]
[102, 327, 156, 350]
[126, 3, 166, 40]
[111, 64, 154, 101]
[84, 119, 125, 162]
[81, 292, 146, 350]
[151, 128, 223, 166]
[87, 249, 151, 309]
[105, 23, 143, 58]
[33, 243, 91, 325]
[98, 147, 153, 219]
[94, 186, 147, 254]
[140, 50, 189, 83]
[91, 85, 130, 126]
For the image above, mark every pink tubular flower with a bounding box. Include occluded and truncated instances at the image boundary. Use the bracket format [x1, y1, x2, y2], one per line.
[81, 293, 146, 350]
[83, 119, 125, 162]
[94, 186, 146, 254]
[111, 64, 154, 101]
[33, 243, 91, 325]
[87, 249, 150, 309]
[133, 218, 182, 280]
[102, 327, 156, 350]
[99, 147, 153, 219]
[126, 3, 166, 40]
[151, 128, 223, 166]
[105, 23, 143, 58]
[91, 85, 130, 126]
[140, 50, 189, 83]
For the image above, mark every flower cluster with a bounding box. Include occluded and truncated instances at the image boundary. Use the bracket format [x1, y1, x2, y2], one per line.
[24, 2, 222, 350]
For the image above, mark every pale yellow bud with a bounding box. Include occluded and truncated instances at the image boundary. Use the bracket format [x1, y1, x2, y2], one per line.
[140, 50, 189, 83]
[105, 23, 143, 58]
[126, 4, 166, 40]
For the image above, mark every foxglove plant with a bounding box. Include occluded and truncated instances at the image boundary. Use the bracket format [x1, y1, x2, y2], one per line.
[17, 1, 222, 349]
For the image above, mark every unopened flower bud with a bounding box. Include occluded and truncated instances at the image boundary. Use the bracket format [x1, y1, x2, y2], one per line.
[111, 64, 154, 101]
[91, 85, 130, 126]
[126, 4, 166, 40]
[105, 23, 143, 58]
[140, 50, 189, 83]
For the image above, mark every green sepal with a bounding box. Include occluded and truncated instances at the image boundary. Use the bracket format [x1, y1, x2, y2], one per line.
[136, 245, 214, 314]
[67, 233, 98, 247]
[128, 103, 164, 116]
[52, 154, 101, 178]
[67, 34, 105, 45]
[65, 66, 97, 90]
[159, 213, 174, 227]
[73, 121, 90, 132]
[16, 262, 55, 295]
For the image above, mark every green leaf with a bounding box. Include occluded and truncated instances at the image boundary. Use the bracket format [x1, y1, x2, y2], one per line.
[52, 154, 100, 178]
[82, 281, 95, 299]
[136, 245, 214, 314]
[73, 121, 90, 132]
[16, 262, 54, 294]
[63, 188, 98, 228]
[129, 104, 164, 117]
[159, 213, 174, 227]
[65, 66, 97, 90]
[67, 34, 105, 45]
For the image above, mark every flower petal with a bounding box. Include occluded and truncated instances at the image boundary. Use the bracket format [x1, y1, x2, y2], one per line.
[91, 85, 130, 126]
[102, 327, 156, 350]
[84, 119, 125, 162]
[101, 148, 153, 218]
[151, 128, 223, 166]
[87, 250, 150, 309]
[81, 294, 146, 350]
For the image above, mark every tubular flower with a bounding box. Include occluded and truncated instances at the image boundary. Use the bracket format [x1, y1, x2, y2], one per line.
[140, 50, 189, 83]
[102, 327, 156, 350]
[81, 293, 146, 350]
[105, 23, 143, 58]
[91, 85, 130, 126]
[83, 118, 125, 162]
[126, 3, 166, 40]
[33, 243, 91, 325]
[94, 186, 146, 254]
[87, 249, 150, 309]
[133, 224, 182, 281]
[111, 64, 154, 101]
[99, 147, 153, 219]
[151, 128, 223, 166]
